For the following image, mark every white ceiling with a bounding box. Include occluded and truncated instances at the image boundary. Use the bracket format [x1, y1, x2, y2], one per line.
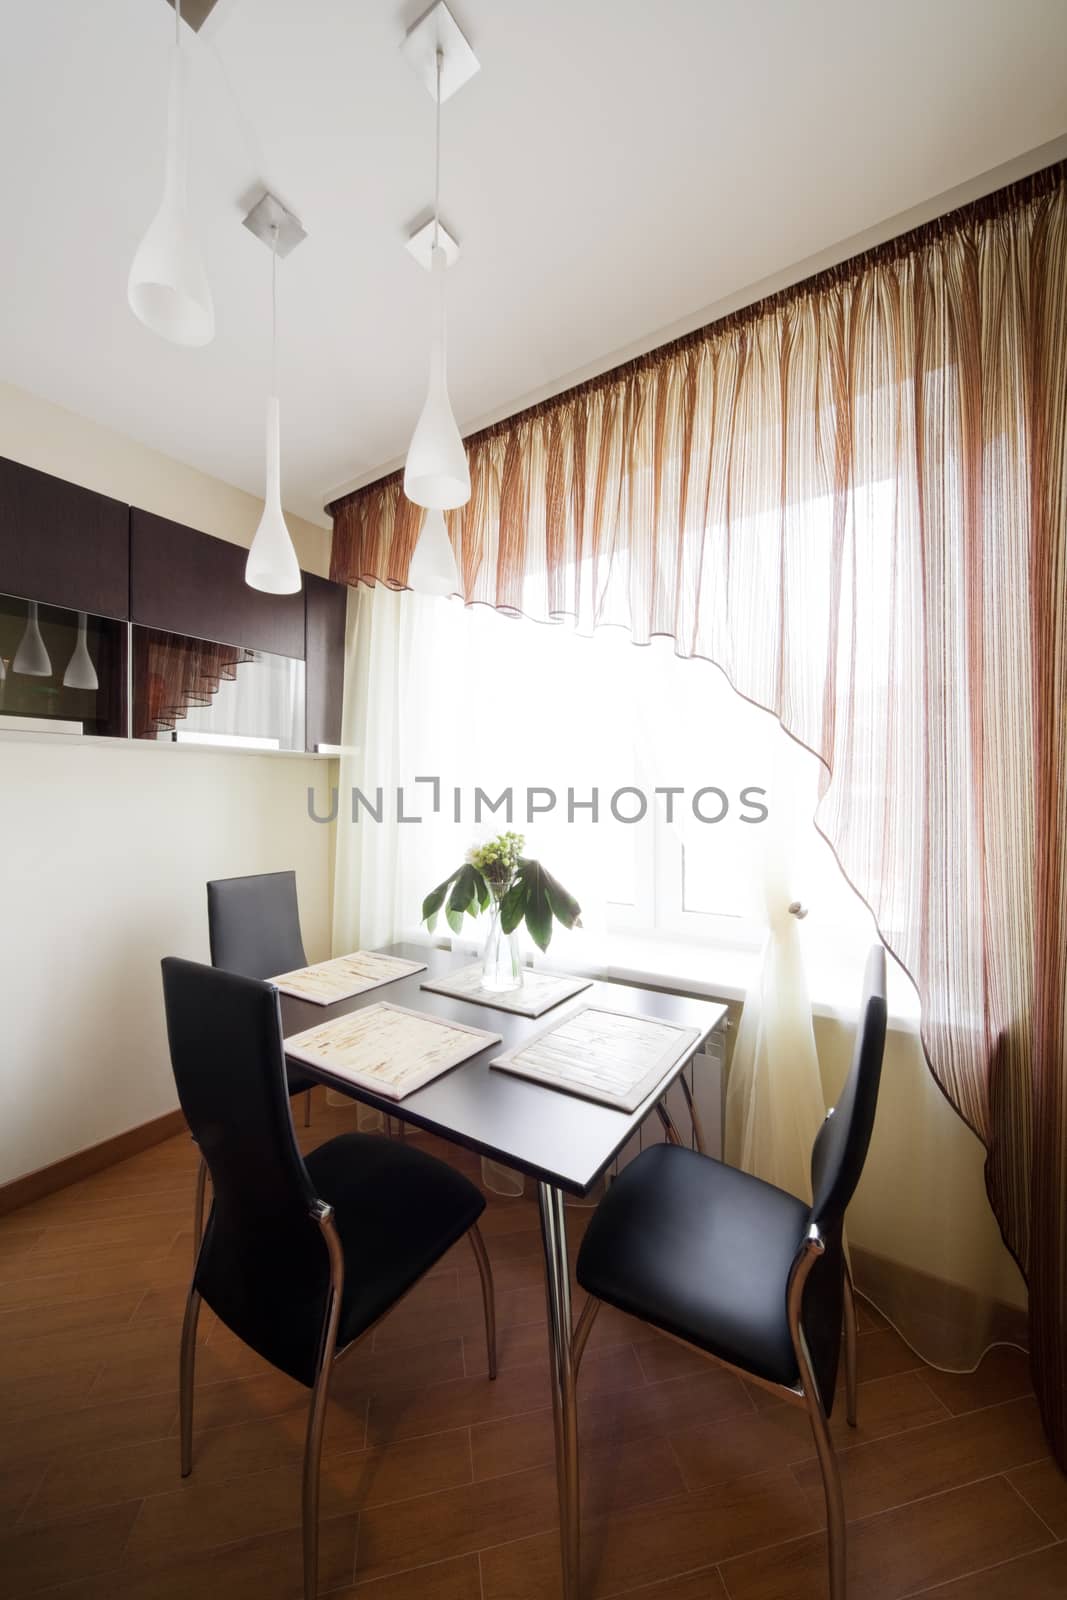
[2, 0, 1066, 528]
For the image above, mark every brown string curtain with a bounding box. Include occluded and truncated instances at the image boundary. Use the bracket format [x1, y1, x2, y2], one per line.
[331, 162, 1067, 1465]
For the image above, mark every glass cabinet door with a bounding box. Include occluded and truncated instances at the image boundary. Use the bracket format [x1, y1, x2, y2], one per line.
[0, 593, 126, 736]
[131, 625, 305, 750]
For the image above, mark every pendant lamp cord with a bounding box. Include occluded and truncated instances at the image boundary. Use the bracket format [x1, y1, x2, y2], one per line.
[270, 222, 279, 399]
[175, 0, 181, 46]
[433, 47, 442, 251]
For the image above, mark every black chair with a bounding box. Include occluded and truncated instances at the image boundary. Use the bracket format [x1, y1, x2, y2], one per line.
[162, 957, 497, 1600]
[207, 870, 317, 1129]
[195, 871, 320, 1260]
[207, 869, 308, 979]
[575, 945, 888, 1600]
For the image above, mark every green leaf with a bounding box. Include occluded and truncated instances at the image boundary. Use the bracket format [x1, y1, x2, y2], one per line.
[424, 855, 579, 950]
[447, 864, 482, 921]
[520, 861, 553, 952]
[421, 873, 457, 933]
[542, 867, 583, 930]
[499, 879, 527, 935]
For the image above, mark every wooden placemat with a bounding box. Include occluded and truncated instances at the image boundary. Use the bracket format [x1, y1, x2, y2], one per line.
[284, 1002, 501, 1100]
[271, 951, 426, 1005]
[420, 963, 592, 1017]
[491, 1005, 703, 1112]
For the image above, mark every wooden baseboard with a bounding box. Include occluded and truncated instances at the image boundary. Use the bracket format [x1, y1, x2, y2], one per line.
[0, 1108, 189, 1216]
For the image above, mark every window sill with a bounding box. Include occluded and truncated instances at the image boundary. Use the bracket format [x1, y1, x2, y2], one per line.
[428, 927, 922, 1034]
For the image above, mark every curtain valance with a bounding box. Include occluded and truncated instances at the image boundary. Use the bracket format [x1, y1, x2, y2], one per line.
[329, 162, 1066, 644]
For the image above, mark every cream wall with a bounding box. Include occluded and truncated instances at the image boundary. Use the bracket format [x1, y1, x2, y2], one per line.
[0, 382, 334, 1185]
[815, 1015, 1029, 1321]
[0, 740, 332, 1183]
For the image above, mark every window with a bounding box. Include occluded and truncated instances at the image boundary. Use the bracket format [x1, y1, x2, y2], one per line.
[413, 598, 876, 958]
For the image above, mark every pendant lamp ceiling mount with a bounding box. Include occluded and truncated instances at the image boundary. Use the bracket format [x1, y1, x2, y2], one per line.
[161, 0, 223, 33]
[401, 2, 480, 105]
[242, 192, 307, 260]
[406, 215, 460, 272]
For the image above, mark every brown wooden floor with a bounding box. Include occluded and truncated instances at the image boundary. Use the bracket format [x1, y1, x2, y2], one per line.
[1, 1091, 1065, 1600]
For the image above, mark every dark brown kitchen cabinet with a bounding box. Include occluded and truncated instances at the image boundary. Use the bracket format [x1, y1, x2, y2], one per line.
[0, 460, 346, 751]
[304, 573, 347, 751]
[130, 509, 306, 658]
[0, 456, 129, 618]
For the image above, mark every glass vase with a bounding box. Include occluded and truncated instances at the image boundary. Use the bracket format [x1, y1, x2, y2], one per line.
[481, 892, 523, 992]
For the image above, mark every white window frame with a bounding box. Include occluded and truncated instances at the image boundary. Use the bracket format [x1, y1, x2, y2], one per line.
[600, 751, 765, 949]
[655, 829, 764, 948]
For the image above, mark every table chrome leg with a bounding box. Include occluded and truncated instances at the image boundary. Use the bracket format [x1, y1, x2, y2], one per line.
[538, 1181, 580, 1600]
[655, 1099, 685, 1145]
[678, 1071, 708, 1154]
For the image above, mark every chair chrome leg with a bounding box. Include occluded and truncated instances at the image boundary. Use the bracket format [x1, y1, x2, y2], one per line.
[468, 1223, 498, 1380]
[179, 1285, 202, 1478]
[788, 1226, 847, 1600]
[303, 1357, 334, 1600]
[192, 1153, 208, 1266]
[304, 1204, 345, 1600]
[538, 1182, 580, 1600]
[304, 1088, 313, 1128]
[803, 1380, 847, 1599]
[842, 1260, 858, 1428]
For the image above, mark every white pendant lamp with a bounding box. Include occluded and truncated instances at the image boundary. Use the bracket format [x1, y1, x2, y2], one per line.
[409, 507, 460, 596]
[403, 21, 473, 515]
[245, 212, 301, 595]
[128, 0, 214, 347]
[405, 239, 470, 511]
[63, 613, 99, 691]
[13, 601, 52, 677]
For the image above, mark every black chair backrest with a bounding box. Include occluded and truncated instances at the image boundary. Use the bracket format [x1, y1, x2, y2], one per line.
[161, 957, 328, 1384]
[206, 870, 307, 979]
[798, 944, 887, 1414]
[809, 944, 888, 1235]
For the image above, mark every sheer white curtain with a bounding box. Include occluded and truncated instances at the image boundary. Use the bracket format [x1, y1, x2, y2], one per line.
[724, 739, 827, 1201]
[331, 167, 1067, 1466]
[331, 584, 432, 955]
[332, 586, 647, 961]
[630, 670, 828, 1198]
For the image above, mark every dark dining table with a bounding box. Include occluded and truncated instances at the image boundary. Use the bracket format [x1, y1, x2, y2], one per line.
[280, 942, 727, 1600]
